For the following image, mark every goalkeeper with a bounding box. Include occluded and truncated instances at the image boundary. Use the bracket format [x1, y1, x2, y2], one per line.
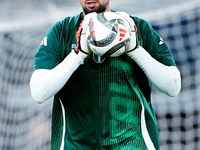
[30, 0, 181, 149]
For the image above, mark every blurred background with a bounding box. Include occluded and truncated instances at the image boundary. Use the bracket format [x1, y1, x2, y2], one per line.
[0, 0, 199, 149]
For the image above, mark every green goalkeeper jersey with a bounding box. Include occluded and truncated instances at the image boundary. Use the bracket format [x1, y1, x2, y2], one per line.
[34, 11, 176, 150]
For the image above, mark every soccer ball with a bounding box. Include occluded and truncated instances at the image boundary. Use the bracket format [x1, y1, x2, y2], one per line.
[86, 12, 131, 57]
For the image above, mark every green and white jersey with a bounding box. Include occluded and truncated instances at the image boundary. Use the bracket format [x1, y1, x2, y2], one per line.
[34, 12, 176, 150]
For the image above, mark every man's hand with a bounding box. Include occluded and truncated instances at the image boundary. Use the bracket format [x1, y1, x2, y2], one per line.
[116, 12, 139, 54]
[75, 12, 97, 59]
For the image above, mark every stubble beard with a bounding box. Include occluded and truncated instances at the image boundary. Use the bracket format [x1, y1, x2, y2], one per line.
[83, 3, 107, 15]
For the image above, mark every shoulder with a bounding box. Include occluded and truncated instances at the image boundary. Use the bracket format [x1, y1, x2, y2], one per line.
[49, 12, 83, 32]
[130, 16, 175, 66]
[130, 16, 152, 31]
[43, 12, 83, 44]
[126, 15, 155, 40]
[63, 12, 83, 29]
[130, 15, 160, 43]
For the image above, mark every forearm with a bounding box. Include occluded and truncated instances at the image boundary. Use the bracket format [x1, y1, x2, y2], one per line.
[30, 51, 84, 103]
[127, 46, 181, 97]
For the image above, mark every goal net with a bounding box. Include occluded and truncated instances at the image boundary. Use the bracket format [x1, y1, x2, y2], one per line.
[145, 2, 200, 150]
[0, 0, 199, 150]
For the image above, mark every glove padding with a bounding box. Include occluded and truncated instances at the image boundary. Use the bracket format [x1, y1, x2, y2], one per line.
[116, 11, 139, 54]
[75, 12, 97, 59]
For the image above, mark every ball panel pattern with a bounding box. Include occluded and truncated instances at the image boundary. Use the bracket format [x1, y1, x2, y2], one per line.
[86, 12, 131, 57]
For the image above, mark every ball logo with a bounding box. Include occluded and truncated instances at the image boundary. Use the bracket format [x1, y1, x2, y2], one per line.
[119, 28, 127, 41]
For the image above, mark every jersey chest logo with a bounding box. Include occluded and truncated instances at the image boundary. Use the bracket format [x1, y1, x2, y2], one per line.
[93, 53, 105, 63]
[71, 44, 105, 63]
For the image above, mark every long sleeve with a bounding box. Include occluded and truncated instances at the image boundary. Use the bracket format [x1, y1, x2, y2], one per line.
[30, 51, 84, 103]
[127, 46, 181, 97]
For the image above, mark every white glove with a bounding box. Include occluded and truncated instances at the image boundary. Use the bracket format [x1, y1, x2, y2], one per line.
[75, 12, 97, 59]
[116, 11, 139, 54]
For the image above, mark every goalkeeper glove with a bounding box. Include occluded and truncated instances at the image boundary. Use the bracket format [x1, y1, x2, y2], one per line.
[75, 12, 97, 59]
[116, 11, 139, 54]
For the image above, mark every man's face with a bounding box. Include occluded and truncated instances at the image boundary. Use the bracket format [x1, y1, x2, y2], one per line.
[79, 0, 110, 15]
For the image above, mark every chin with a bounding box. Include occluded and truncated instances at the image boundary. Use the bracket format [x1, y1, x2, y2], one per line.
[83, 5, 106, 15]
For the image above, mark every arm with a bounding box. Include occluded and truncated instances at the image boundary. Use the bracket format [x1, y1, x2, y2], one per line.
[30, 12, 97, 103]
[127, 46, 181, 97]
[118, 11, 181, 97]
[30, 51, 84, 103]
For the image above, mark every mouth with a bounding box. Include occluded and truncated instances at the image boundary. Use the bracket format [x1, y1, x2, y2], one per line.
[86, 1, 97, 8]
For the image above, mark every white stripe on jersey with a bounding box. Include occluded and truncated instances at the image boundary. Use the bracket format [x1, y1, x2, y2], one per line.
[59, 96, 155, 150]
[59, 99, 66, 150]
[141, 100, 156, 150]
